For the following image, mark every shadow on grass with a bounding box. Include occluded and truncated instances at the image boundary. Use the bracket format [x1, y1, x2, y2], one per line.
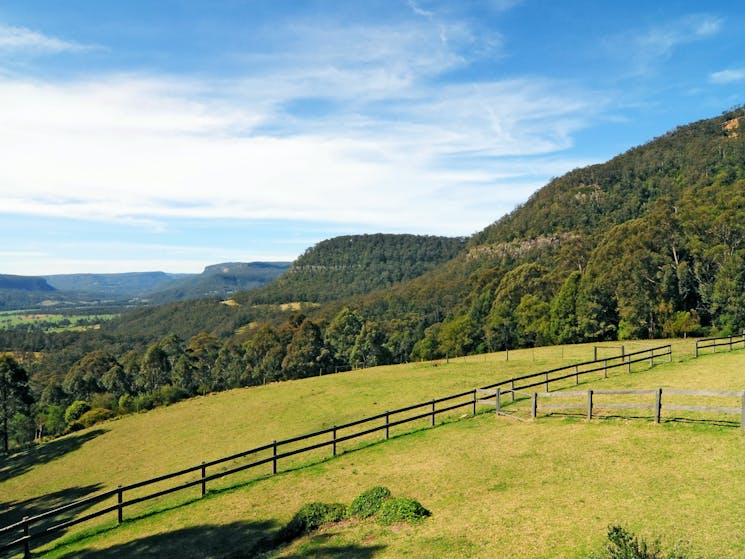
[56, 520, 275, 558]
[0, 483, 104, 551]
[0, 429, 107, 483]
[544, 411, 741, 429]
[279, 533, 386, 558]
[46, 516, 387, 558]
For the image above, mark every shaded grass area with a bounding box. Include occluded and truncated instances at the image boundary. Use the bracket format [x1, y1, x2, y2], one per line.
[0, 429, 107, 483]
[55, 520, 278, 558]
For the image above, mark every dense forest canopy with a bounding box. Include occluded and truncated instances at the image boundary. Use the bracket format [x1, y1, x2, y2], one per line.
[236, 234, 467, 305]
[2, 105, 745, 451]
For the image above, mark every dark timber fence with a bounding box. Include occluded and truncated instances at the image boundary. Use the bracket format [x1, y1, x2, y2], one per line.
[528, 388, 745, 427]
[0, 344, 671, 558]
[695, 334, 745, 357]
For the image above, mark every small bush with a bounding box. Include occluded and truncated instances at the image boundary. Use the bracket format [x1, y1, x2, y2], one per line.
[118, 394, 134, 414]
[133, 393, 155, 412]
[348, 486, 392, 519]
[90, 392, 117, 412]
[588, 525, 689, 559]
[64, 400, 91, 425]
[277, 502, 347, 542]
[376, 497, 431, 525]
[78, 407, 115, 428]
[157, 385, 188, 405]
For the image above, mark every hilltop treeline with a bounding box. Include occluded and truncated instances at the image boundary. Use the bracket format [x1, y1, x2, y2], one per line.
[3, 105, 745, 450]
[238, 234, 467, 304]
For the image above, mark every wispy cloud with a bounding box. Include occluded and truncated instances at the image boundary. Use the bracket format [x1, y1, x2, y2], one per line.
[637, 15, 722, 57]
[607, 14, 723, 75]
[0, 12, 602, 245]
[0, 70, 598, 237]
[710, 68, 745, 84]
[0, 23, 93, 54]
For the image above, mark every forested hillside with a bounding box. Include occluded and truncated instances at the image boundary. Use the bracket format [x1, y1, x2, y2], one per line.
[236, 234, 467, 305]
[144, 262, 290, 304]
[2, 105, 745, 452]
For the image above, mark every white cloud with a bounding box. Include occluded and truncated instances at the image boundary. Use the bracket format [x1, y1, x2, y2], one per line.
[0, 12, 605, 250]
[608, 15, 723, 75]
[0, 23, 92, 54]
[0, 72, 599, 237]
[710, 68, 745, 84]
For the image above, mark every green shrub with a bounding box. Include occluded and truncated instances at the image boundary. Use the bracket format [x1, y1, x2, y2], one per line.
[118, 394, 134, 414]
[64, 400, 91, 425]
[78, 407, 115, 428]
[133, 393, 155, 412]
[157, 385, 188, 405]
[90, 392, 117, 412]
[348, 486, 392, 519]
[376, 497, 431, 525]
[277, 502, 347, 542]
[37, 404, 66, 437]
[588, 525, 689, 559]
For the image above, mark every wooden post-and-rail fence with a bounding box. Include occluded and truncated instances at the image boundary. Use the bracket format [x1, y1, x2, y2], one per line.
[0, 344, 673, 558]
[695, 334, 745, 357]
[529, 388, 745, 427]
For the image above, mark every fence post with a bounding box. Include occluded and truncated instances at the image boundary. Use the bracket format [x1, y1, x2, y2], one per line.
[201, 462, 206, 497]
[510, 380, 515, 402]
[626, 354, 631, 374]
[385, 412, 390, 440]
[649, 350, 654, 368]
[472, 389, 477, 415]
[544, 372, 549, 392]
[272, 440, 277, 475]
[332, 426, 337, 457]
[621, 345, 625, 359]
[695, 339, 699, 358]
[495, 387, 501, 416]
[654, 388, 662, 424]
[531, 393, 538, 419]
[575, 365, 579, 385]
[587, 390, 593, 421]
[431, 400, 436, 426]
[117, 485, 123, 523]
[603, 359, 607, 379]
[23, 516, 30, 559]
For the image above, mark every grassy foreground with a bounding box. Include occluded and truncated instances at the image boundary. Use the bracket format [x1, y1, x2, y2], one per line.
[4, 339, 745, 557]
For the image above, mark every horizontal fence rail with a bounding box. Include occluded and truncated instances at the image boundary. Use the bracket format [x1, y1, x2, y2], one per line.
[695, 334, 745, 357]
[530, 388, 745, 426]
[0, 344, 672, 557]
[475, 345, 672, 412]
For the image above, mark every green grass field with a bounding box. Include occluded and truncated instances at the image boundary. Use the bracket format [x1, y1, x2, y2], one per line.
[3, 339, 745, 558]
[0, 312, 116, 332]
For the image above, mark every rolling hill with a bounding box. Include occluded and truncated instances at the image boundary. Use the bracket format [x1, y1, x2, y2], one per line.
[100, 105, 745, 362]
[4, 340, 745, 558]
[0, 263, 291, 313]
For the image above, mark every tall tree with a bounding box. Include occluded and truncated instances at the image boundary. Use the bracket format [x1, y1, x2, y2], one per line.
[325, 307, 364, 369]
[1, 355, 34, 453]
[282, 319, 327, 378]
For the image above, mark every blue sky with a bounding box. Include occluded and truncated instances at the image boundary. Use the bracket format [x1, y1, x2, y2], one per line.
[1, 0, 744, 275]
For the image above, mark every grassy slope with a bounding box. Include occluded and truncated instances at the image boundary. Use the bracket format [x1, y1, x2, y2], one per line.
[3, 342, 648, 504]
[4, 339, 745, 557]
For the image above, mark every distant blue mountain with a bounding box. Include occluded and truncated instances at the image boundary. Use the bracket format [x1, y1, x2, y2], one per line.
[0, 274, 56, 292]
